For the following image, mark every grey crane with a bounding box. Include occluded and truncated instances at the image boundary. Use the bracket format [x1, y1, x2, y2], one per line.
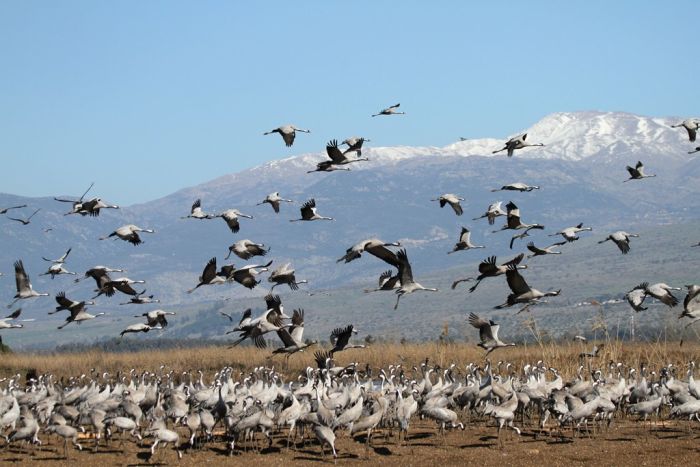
[215, 209, 253, 233]
[100, 224, 154, 246]
[272, 309, 317, 364]
[0, 204, 27, 215]
[50, 291, 95, 315]
[341, 136, 370, 156]
[57, 303, 105, 330]
[337, 238, 401, 266]
[598, 231, 639, 254]
[54, 182, 96, 215]
[312, 424, 337, 460]
[264, 124, 310, 147]
[119, 323, 162, 337]
[0, 309, 24, 330]
[495, 264, 561, 312]
[329, 324, 365, 355]
[644, 282, 681, 307]
[257, 192, 293, 213]
[181, 199, 214, 219]
[223, 260, 273, 289]
[626, 283, 649, 312]
[322, 139, 369, 166]
[372, 103, 405, 117]
[624, 161, 656, 181]
[6, 208, 41, 225]
[679, 285, 700, 327]
[468, 313, 515, 355]
[73, 197, 119, 216]
[188, 257, 228, 293]
[432, 193, 465, 216]
[493, 202, 544, 248]
[268, 262, 307, 291]
[363, 270, 401, 293]
[688, 146, 700, 154]
[94, 277, 145, 299]
[671, 119, 700, 142]
[492, 133, 544, 157]
[40, 248, 76, 278]
[226, 239, 269, 260]
[229, 307, 289, 348]
[526, 241, 567, 258]
[42, 247, 72, 264]
[290, 199, 334, 221]
[448, 227, 485, 253]
[491, 182, 540, 192]
[549, 223, 592, 242]
[307, 160, 352, 174]
[40, 263, 77, 279]
[8, 260, 49, 308]
[393, 249, 438, 310]
[119, 291, 160, 305]
[135, 310, 176, 328]
[74, 265, 124, 284]
[451, 253, 526, 293]
[473, 201, 507, 225]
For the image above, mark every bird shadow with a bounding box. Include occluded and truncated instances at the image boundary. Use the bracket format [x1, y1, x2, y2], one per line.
[461, 442, 492, 448]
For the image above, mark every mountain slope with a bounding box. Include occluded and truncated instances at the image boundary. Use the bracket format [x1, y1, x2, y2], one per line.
[1, 110, 699, 349]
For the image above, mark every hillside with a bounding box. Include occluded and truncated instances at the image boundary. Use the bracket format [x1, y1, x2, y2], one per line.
[1, 111, 699, 349]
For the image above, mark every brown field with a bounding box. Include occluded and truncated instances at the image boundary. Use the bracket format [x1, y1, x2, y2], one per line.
[3, 340, 700, 381]
[2, 341, 700, 465]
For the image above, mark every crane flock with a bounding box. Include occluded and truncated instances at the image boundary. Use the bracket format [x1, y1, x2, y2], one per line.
[1, 106, 700, 461]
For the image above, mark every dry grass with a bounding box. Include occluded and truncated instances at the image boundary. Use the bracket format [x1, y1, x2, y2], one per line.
[3, 339, 700, 382]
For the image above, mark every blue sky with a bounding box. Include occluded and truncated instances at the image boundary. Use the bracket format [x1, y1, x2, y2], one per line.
[1, 2, 697, 205]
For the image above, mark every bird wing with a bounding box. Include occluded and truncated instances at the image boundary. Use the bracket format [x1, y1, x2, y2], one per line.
[114, 282, 139, 296]
[330, 325, 352, 347]
[191, 199, 201, 213]
[55, 292, 73, 308]
[690, 127, 697, 142]
[14, 260, 30, 292]
[396, 249, 413, 284]
[478, 256, 498, 275]
[526, 242, 544, 254]
[300, 199, 316, 219]
[292, 308, 304, 327]
[502, 253, 525, 268]
[626, 165, 637, 177]
[202, 257, 218, 283]
[468, 313, 494, 343]
[238, 308, 252, 326]
[506, 202, 521, 228]
[325, 139, 345, 163]
[390, 103, 400, 109]
[378, 270, 393, 287]
[505, 266, 530, 294]
[314, 350, 330, 369]
[459, 227, 471, 243]
[365, 244, 400, 268]
[6, 308, 21, 320]
[615, 238, 630, 254]
[276, 327, 297, 347]
[264, 294, 282, 313]
[282, 131, 295, 147]
[451, 202, 463, 216]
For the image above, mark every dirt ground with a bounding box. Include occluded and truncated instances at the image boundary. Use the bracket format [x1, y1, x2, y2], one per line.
[2, 417, 699, 467]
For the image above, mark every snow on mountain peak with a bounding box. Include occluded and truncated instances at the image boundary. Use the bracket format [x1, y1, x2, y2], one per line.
[266, 111, 686, 171]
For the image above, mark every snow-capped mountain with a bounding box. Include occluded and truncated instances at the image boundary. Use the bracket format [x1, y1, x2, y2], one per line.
[1, 111, 699, 348]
